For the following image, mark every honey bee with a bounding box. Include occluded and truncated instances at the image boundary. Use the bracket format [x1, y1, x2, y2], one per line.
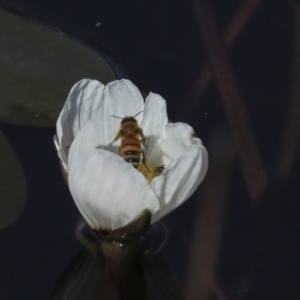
[112, 111, 150, 172]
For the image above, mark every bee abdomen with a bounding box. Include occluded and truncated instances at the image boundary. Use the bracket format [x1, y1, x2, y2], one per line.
[123, 152, 141, 169]
[120, 138, 142, 169]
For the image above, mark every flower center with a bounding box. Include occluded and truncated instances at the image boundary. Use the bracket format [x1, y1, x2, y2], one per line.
[139, 164, 165, 183]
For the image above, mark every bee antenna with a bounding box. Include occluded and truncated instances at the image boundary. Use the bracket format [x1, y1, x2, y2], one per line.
[133, 110, 143, 118]
[111, 115, 123, 119]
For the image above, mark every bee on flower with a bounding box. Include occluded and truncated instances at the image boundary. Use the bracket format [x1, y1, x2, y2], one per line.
[54, 79, 208, 235]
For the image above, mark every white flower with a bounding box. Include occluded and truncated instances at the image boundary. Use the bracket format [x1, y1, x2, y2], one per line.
[55, 79, 208, 231]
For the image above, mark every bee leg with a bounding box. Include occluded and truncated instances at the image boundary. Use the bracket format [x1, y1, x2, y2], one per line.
[141, 137, 148, 148]
[112, 130, 121, 143]
[142, 150, 151, 172]
[155, 165, 166, 175]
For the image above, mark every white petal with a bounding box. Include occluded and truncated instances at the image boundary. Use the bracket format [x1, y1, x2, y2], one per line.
[91, 79, 145, 153]
[141, 92, 168, 162]
[150, 123, 208, 222]
[68, 122, 160, 230]
[56, 79, 105, 167]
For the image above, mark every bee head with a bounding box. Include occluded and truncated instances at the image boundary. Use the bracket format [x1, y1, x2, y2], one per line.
[111, 110, 143, 123]
[121, 117, 138, 124]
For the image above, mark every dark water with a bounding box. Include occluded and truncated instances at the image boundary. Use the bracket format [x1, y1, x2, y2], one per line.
[0, 0, 299, 299]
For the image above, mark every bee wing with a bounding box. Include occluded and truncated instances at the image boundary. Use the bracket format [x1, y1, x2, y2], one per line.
[139, 150, 151, 173]
[137, 150, 144, 171]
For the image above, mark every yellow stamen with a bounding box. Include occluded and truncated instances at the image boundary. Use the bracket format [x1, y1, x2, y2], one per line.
[139, 164, 159, 183]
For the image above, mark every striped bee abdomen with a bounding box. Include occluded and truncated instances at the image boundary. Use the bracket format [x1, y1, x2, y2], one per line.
[120, 138, 142, 169]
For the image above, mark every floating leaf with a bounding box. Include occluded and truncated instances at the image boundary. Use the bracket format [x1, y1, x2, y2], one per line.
[0, 9, 116, 127]
[0, 130, 27, 229]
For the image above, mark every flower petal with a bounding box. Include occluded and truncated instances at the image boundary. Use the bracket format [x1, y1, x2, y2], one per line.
[56, 79, 105, 167]
[68, 122, 160, 230]
[91, 79, 145, 153]
[141, 92, 168, 162]
[150, 123, 208, 222]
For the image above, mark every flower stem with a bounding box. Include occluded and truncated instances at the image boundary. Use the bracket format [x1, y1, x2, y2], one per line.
[100, 242, 146, 300]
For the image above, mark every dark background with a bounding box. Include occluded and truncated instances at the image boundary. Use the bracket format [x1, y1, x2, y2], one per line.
[0, 0, 299, 299]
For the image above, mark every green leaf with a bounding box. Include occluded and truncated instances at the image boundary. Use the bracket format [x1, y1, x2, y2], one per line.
[0, 9, 116, 127]
[0, 130, 27, 229]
